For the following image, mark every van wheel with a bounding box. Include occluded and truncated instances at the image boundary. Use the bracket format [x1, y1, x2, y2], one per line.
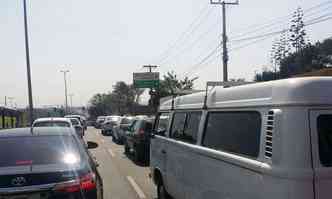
[157, 183, 171, 199]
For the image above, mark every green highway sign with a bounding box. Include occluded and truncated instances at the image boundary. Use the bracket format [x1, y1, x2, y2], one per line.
[134, 80, 160, 88]
[133, 72, 160, 88]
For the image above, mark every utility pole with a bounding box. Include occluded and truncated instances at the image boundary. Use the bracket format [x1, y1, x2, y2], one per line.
[4, 96, 7, 106]
[23, 0, 34, 125]
[210, 0, 239, 82]
[69, 94, 74, 113]
[60, 70, 70, 115]
[143, 65, 158, 73]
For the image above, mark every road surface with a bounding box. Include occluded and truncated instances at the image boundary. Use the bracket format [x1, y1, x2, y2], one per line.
[85, 127, 157, 199]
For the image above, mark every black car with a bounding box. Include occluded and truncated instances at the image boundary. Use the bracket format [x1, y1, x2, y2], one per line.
[0, 127, 103, 199]
[124, 119, 153, 162]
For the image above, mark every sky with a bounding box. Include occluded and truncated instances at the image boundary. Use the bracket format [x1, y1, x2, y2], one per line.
[0, 0, 331, 108]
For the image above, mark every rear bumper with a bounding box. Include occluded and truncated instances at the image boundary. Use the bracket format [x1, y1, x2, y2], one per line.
[0, 184, 98, 199]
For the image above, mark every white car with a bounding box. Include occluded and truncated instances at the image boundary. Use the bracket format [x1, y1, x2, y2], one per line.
[101, 115, 121, 135]
[33, 117, 83, 138]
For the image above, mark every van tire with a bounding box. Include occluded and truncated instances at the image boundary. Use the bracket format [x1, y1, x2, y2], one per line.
[157, 183, 171, 199]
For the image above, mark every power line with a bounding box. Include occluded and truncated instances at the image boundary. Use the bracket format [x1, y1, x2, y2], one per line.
[164, 0, 332, 73]
[154, 4, 211, 64]
[183, 12, 332, 78]
[157, 8, 215, 66]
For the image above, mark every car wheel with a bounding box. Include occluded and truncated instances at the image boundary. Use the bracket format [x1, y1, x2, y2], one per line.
[134, 146, 143, 162]
[157, 183, 171, 199]
[101, 130, 104, 135]
[124, 143, 130, 154]
[112, 135, 117, 143]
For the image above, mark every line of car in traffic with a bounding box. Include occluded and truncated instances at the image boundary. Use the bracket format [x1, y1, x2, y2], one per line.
[0, 114, 103, 199]
[96, 115, 154, 163]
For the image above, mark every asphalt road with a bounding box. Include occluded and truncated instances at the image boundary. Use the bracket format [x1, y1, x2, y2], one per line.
[85, 127, 157, 199]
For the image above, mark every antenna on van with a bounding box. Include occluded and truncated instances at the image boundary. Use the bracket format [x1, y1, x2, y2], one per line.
[171, 94, 176, 110]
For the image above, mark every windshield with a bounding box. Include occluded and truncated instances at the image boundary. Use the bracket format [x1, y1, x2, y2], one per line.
[70, 119, 79, 125]
[33, 121, 70, 128]
[0, 135, 81, 167]
[121, 118, 133, 124]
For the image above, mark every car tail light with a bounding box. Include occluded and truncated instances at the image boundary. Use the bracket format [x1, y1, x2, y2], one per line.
[138, 129, 145, 136]
[54, 173, 96, 193]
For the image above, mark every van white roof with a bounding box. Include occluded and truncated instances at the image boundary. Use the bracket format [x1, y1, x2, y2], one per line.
[159, 77, 332, 110]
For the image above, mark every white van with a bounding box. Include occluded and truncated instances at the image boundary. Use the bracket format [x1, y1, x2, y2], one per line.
[150, 77, 332, 199]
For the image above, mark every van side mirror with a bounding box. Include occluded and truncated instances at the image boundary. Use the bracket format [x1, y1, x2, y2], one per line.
[87, 141, 98, 149]
[151, 128, 166, 137]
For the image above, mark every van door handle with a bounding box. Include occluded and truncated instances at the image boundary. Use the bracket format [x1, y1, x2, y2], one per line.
[161, 149, 166, 154]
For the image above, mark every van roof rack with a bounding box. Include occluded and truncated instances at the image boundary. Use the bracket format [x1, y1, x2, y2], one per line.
[203, 81, 253, 109]
[170, 89, 204, 110]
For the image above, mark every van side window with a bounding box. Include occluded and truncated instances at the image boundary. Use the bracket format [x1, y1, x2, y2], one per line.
[155, 112, 170, 136]
[317, 115, 332, 166]
[202, 112, 261, 158]
[171, 112, 201, 144]
[171, 113, 186, 140]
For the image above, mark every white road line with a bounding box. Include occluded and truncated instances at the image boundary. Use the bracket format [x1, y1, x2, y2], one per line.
[107, 149, 115, 157]
[127, 176, 146, 199]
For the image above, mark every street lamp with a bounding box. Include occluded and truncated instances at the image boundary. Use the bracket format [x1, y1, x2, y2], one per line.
[23, 0, 34, 125]
[69, 94, 74, 113]
[60, 70, 70, 115]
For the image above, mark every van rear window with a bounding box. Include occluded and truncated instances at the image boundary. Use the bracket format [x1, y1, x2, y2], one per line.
[317, 115, 332, 166]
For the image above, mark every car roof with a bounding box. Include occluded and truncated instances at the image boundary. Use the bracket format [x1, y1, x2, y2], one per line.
[33, 117, 71, 123]
[160, 77, 332, 110]
[0, 127, 75, 138]
[65, 115, 85, 119]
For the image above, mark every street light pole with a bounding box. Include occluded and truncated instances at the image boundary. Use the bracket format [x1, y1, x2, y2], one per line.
[69, 94, 74, 113]
[60, 70, 69, 115]
[23, 0, 34, 125]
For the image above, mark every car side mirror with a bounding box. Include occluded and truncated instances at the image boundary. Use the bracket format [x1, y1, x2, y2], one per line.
[155, 128, 166, 136]
[87, 141, 98, 149]
[75, 126, 82, 131]
[150, 132, 156, 139]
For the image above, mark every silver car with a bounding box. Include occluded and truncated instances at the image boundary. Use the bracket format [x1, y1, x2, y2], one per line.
[32, 117, 83, 138]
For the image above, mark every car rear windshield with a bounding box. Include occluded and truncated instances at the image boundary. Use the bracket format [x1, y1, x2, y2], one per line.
[34, 121, 70, 127]
[318, 115, 332, 166]
[121, 118, 133, 124]
[70, 119, 79, 125]
[0, 135, 81, 167]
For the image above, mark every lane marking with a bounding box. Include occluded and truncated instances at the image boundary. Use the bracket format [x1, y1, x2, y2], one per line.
[127, 176, 146, 199]
[107, 149, 115, 157]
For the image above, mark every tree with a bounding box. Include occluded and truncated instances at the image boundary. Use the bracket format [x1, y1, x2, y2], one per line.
[88, 93, 109, 119]
[289, 7, 307, 53]
[158, 71, 198, 98]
